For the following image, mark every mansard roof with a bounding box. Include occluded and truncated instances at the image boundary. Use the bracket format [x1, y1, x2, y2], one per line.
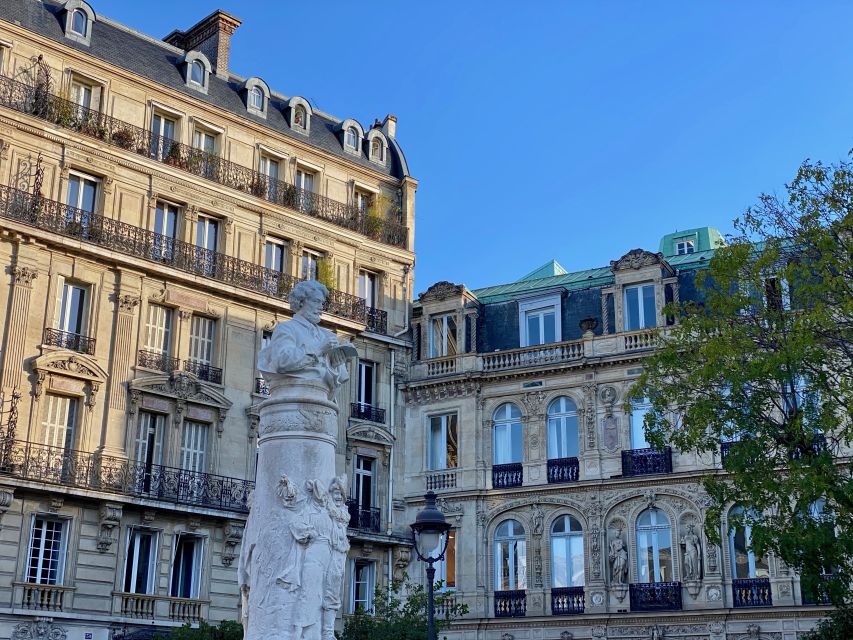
[3, 0, 408, 179]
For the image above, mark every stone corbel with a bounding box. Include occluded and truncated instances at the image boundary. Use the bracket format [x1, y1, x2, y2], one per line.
[34, 371, 46, 399]
[128, 389, 141, 416]
[85, 381, 100, 412]
[174, 399, 186, 427]
[97, 502, 122, 552]
[103, 175, 114, 196]
[141, 509, 156, 525]
[217, 414, 226, 437]
[188, 517, 201, 531]
[0, 486, 14, 530]
[222, 521, 244, 567]
[186, 205, 199, 223]
[179, 309, 193, 322]
[48, 496, 64, 513]
[247, 414, 259, 440]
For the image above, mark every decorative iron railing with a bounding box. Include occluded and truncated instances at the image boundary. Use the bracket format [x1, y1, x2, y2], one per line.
[365, 305, 388, 335]
[346, 500, 382, 533]
[802, 574, 833, 605]
[547, 456, 579, 484]
[0, 184, 380, 329]
[732, 577, 772, 608]
[137, 349, 180, 372]
[0, 440, 253, 513]
[492, 462, 523, 488]
[494, 590, 526, 617]
[0, 74, 408, 248]
[621, 447, 673, 476]
[551, 586, 584, 615]
[184, 360, 223, 384]
[350, 402, 386, 424]
[629, 582, 682, 611]
[43, 327, 95, 355]
[255, 377, 270, 396]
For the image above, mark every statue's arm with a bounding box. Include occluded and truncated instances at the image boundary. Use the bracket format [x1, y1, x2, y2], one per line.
[258, 325, 314, 374]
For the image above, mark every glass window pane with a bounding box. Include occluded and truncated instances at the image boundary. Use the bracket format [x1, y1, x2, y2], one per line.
[552, 537, 568, 587]
[510, 423, 523, 463]
[625, 287, 640, 330]
[446, 415, 458, 468]
[527, 313, 540, 345]
[642, 285, 656, 328]
[631, 403, 650, 449]
[445, 316, 458, 356]
[67, 177, 80, 209]
[570, 534, 585, 586]
[543, 311, 556, 343]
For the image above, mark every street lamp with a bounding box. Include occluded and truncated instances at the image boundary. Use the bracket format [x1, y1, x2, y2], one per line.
[411, 491, 451, 640]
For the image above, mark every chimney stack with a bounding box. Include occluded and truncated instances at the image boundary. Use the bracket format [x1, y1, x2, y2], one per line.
[382, 114, 397, 139]
[164, 10, 242, 80]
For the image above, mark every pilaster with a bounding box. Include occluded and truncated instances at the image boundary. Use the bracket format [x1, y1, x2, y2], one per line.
[1, 263, 38, 393]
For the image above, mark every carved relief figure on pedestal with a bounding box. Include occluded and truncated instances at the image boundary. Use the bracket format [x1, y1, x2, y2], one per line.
[680, 523, 702, 580]
[609, 534, 628, 584]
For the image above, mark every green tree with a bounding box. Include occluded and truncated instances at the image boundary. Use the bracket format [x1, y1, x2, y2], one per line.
[340, 577, 468, 640]
[631, 154, 853, 604]
[156, 620, 243, 640]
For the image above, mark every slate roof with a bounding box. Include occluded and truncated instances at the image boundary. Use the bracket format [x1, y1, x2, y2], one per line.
[472, 248, 716, 304]
[2, 0, 408, 180]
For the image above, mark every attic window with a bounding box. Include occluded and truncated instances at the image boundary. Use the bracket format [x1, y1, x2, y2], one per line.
[367, 130, 387, 165]
[190, 61, 205, 86]
[675, 238, 695, 255]
[62, 0, 95, 46]
[249, 87, 264, 111]
[345, 127, 359, 151]
[180, 52, 211, 94]
[294, 106, 306, 128]
[71, 9, 87, 36]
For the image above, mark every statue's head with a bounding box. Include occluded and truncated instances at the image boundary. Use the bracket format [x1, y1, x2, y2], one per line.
[328, 475, 347, 504]
[288, 280, 328, 325]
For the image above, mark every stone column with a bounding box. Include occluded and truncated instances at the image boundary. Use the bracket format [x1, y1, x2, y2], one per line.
[100, 290, 140, 457]
[1, 265, 38, 393]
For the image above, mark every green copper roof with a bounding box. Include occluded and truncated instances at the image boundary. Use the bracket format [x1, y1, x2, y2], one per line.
[518, 259, 568, 281]
[659, 226, 725, 257]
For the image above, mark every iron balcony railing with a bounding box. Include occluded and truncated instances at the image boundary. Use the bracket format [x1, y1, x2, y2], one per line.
[43, 327, 95, 355]
[621, 447, 673, 476]
[184, 360, 223, 385]
[494, 590, 526, 618]
[365, 306, 388, 334]
[732, 577, 772, 608]
[255, 377, 270, 396]
[547, 456, 579, 484]
[350, 402, 386, 424]
[137, 349, 180, 373]
[802, 574, 833, 605]
[629, 582, 682, 611]
[346, 500, 382, 533]
[722, 435, 827, 467]
[492, 462, 523, 488]
[551, 586, 584, 615]
[0, 74, 408, 249]
[0, 439, 253, 513]
[0, 184, 383, 330]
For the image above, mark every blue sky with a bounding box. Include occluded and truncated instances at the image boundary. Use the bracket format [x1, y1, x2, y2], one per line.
[103, 2, 853, 294]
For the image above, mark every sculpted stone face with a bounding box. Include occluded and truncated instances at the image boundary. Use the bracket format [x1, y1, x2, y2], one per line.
[298, 289, 324, 325]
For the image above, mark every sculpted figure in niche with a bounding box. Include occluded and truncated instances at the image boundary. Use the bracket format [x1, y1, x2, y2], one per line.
[609, 534, 628, 584]
[680, 524, 702, 580]
[258, 280, 355, 399]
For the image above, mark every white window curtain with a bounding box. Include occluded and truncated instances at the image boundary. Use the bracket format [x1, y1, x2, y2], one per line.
[547, 397, 579, 459]
[427, 414, 458, 470]
[551, 515, 585, 587]
[495, 520, 527, 591]
[630, 399, 652, 449]
[493, 403, 523, 465]
[636, 508, 673, 583]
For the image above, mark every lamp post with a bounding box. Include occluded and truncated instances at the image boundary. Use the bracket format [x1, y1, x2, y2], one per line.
[411, 491, 451, 640]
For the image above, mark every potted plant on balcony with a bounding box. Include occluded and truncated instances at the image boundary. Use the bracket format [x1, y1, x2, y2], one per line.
[316, 256, 336, 291]
[111, 127, 135, 150]
[164, 142, 182, 167]
[250, 175, 268, 198]
[365, 195, 392, 241]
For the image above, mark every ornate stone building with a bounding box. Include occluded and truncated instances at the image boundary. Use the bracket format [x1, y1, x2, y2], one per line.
[0, 1, 415, 638]
[402, 228, 831, 640]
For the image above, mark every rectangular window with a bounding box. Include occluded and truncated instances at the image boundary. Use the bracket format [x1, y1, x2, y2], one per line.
[70, 80, 93, 112]
[434, 530, 456, 590]
[124, 528, 158, 594]
[135, 411, 165, 468]
[26, 517, 67, 585]
[189, 316, 215, 366]
[260, 156, 280, 200]
[630, 399, 651, 449]
[264, 238, 287, 294]
[171, 534, 203, 598]
[624, 284, 656, 331]
[353, 455, 374, 511]
[675, 238, 695, 255]
[144, 304, 173, 355]
[150, 112, 176, 160]
[42, 394, 78, 451]
[427, 414, 458, 470]
[429, 314, 457, 358]
[525, 306, 556, 346]
[66, 171, 98, 240]
[354, 190, 370, 214]
[350, 560, 375, 613]
[153, 202, 178, 261]
[295, 168, 315, 212]
[356, 360, 375, 407]
[301, 251, 319, 281]
[192, 128, 217, 155]
[358, 271, 377, 308]
[56, 281, 88, 336]
[180, 420, 208, 473]
[764, 276, 791, 312]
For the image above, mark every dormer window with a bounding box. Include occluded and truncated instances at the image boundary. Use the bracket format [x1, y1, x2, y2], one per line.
[249, 87, 264, 111]
[675, 238, 695, 255]
[62, 0, 95, 46]
[294, 106, 306, 128]
[339, 119, 364, 155]
[179, 52, 211, 94]
[345, 128, 358, 150]
[367, 130, 388, 165]
[241, 77, 270, 118]
[190, 61, 204, 86]
[289, 97, 312, 134]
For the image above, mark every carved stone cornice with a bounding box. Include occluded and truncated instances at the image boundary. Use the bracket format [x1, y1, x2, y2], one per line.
[418, 280, 465, 302]
[407, 379, 480, 405]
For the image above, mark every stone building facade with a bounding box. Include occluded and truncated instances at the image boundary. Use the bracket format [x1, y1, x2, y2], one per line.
[402, 228, 832, 640]
[0, 2, 415, 638]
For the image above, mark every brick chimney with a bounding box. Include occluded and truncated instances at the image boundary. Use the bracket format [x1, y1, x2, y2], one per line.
[164, 10, 242, 80]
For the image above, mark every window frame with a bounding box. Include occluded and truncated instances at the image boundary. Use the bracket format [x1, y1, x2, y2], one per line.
[26, 515, 70, 585]
[434, 529, 456, 591]
[623, 283, 657, 331]
[350, 559, 375, 614]
[635, 508, 674, 584]
[42, 394, 79, 452]
[170, 533, 205, 599]
[426, 413, 458, 471]
[190, 61, 205, 87]
[124, 527, 159, 595]
[300, 249, 320, 281]
[728, 506, 769, 580]
[56, 278, 90, 337]
[550, 515, 584, 588]
[494, 519, 527, 591]
[493, 403, 523, 466]
[358, 270, 377, 308]
[547, 396, 580, 460]
[143, 303, 173, 356]
[675, 238, 695, 255]
[66, 170, 100, 214]
[518, 294, 562, 347]
[353, 455, 375, 511]
[630, 398, 652, 450]
[356, 359, 376, 407]
[428, 313, 458, 358]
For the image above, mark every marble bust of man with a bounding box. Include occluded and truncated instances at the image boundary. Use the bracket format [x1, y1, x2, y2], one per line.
[258, 280, 355, 397]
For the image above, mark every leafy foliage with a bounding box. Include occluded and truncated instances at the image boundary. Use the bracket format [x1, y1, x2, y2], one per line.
[157, 620, 243, 640]
[339, 577, 468, 640]
[316, 256, 336, 291]
[632, 154, 853, 603]
[802, 606, 853, 639]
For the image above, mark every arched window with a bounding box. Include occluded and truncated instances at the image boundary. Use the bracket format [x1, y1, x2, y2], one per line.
[345, 127, 359, 150]
[630, 398, 651, 449]
[249, 86, 264, 111]
[728, 506, 769, 579]
[547, 397, 579, 459]
[636, 508, 673, 583]
[493, 403, 522, 465]
[190, 60, 205, 86]
[294, 105, 307, 129]
[551, 515, 584, 587]
[71, 9, 87, 36]
[495, 520, 526, 591]
[371, 137, 384, 162]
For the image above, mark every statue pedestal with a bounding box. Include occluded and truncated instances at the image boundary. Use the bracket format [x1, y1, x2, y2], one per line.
[240, 377, 349, 640]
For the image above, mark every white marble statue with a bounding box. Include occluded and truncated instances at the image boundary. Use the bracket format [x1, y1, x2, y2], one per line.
[609, 536, 628, 584]
[681, 524, 702, 581]
[239, 280, 356, 640]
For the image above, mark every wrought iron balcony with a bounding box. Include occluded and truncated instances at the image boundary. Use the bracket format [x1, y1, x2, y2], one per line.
[629, 582, 682, 611]
[346, 500, 382, 533]
[255, 377, 270, 396]
[184, 360, 223, 384]
[802, 574, 833, 605]
[0, 74, 408, 248]
[494, 590, 526, 617]
[551, 586, 584, 615]
[0, 439, 252, 513]
[43, 328, 95, 355]
[732, 577, 772, 608]
[0, 185, 379, 329]
[547, 456, 579, 484]
[137, 349, 180, 372]
[492, 462, 523, 488]
[365, 306, 388, 334]
[350, 402, 386, 424]
[621, 446, 672, 476]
